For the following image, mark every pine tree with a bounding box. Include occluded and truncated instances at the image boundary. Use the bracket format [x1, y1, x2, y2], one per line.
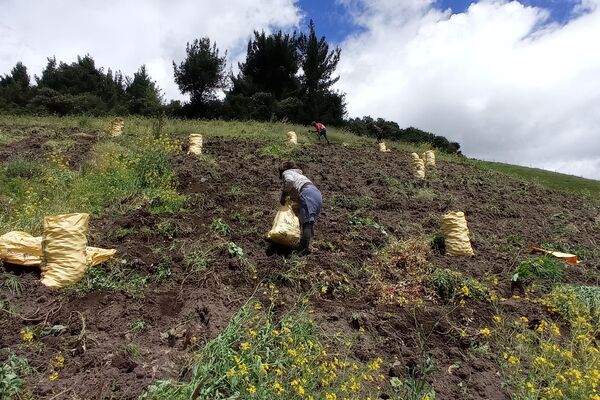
[173, 38, 227, 105]
[126, 65, 163, 115]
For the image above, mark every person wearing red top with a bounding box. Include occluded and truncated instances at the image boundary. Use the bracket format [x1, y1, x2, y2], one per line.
[310, 121, 330, 145]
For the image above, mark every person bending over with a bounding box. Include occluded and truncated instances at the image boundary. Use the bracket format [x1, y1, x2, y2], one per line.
[310, 121, 331, 145]
[279, 161, 323, 254]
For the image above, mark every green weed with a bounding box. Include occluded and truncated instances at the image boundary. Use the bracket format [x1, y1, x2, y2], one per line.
[184, 250, 211, 273]
[2, 158, 43, 179]
[511, 256, 565, 284]
[332, 194, 374, 210]
[142, 301, 385, 399]
[78, 261, 148, 298]
[128, 320, 146, 335]
[1, 273, 22, 296]
[427, 268, 490, 302]
[0, 352, 32, 399]
[210, 218, 231, 236]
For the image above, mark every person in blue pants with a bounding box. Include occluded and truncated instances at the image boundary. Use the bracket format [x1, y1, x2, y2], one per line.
[279, 161, 323, 254]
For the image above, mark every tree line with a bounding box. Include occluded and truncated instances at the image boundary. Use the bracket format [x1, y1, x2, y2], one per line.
[0, 20, 461, 153]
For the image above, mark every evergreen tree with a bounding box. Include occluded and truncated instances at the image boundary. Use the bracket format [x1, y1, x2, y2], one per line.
[0, 62, 32, 111]
[297, 20, 345, 124]
[125, 65, 163, 115]
[173, 38, 227, 105]
[231, 30, 300, 100]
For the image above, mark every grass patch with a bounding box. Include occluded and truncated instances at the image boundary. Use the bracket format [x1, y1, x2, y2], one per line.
[142, 296, 385, 399]
[474, 160, 600, 197]
[332, 194, 374, 211]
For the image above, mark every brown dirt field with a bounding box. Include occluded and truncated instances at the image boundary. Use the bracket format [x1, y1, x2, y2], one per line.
[1, 135, 599, 399]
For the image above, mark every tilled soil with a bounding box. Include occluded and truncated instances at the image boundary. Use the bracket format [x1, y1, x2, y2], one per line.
[1, 135, 599, 399]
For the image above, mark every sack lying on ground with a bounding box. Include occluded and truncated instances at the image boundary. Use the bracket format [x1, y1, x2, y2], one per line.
[0, 231, 43, 267]
[379, 142, 391, 152]
[531, 246, 580, 265]
[110, 118, 124, 137]
[41, 213, 90, 288]
[441, 211, 474, 256]
[188, 134, 203, 155]
[266, 202, 301, 248]
[411, 153, 425, 179]
[422, 150, 436, 167]
[0, 230, 115, 268]
[287, 131, 298, 144]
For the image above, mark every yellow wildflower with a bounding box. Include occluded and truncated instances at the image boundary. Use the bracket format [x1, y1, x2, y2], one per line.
[20, 328, 34, 343]
[240, 342, 251, 351]
[272, 382, 285, 395]
[253, 302, 262, 310]
[479, 327, 492, 336]
[550, 323, 561, 336]
[49, 371, 59, 382]
[54, 354, 65, 368]
[460, 285, 470, 297]
[519, 316, 529, 324]
[246, 385, 256, 394]
[493, 315, 502, 323]
[325, 393, 337, 400]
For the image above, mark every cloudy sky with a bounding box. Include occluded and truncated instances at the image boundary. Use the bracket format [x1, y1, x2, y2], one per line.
[1, 0, 599, 179]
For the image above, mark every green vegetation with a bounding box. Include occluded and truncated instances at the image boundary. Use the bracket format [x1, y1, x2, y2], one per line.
[332, 194, 374, 210]
[427, 268, 491, 302]
[143, 296, 385, 399]
[0, 124, 186, 234]
[78, 261, 149, 298]
[0, 352, 31, 399]
[128, 320, 146, 335]
[210, 218, 231, 236]
[494, 284, 600, 400]
[475, 160, 600, 196]
[511, 256, 566, 284]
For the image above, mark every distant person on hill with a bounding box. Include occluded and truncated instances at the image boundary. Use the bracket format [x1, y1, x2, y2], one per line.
[372, 124, 384, 143]
[310, 121, 331, 145]
[279, 161, 323, 254]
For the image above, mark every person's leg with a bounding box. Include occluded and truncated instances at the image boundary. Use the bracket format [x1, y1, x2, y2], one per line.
[323, 129, 330, 144]
[298, 186, 322, 253]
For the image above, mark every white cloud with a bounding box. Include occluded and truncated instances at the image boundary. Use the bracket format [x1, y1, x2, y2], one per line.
[0, 0, 302, 101]
[337, 0, 600, 179]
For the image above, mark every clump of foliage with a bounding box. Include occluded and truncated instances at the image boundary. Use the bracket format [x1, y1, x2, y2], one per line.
[426, 268, 490, 302]
[369, 239, 431, 304]
[0, 352, 32, 398]
[142, 288, 385, 399]
[496, 284, 600, 399]
[511, 255, 565, 284]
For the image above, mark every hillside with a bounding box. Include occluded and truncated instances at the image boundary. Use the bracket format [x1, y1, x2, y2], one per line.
[0, 116, 599, 400]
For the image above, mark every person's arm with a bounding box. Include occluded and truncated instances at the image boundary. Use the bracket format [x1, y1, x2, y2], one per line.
[280, 177, 291, 205]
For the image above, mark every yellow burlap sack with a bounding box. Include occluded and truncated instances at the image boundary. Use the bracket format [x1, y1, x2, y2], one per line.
[188, 134, 203, 155]
[422, 150, 436, 167]
[109, 118, 124, 137]
[441, 211, 474, 256]
[287, 131, 298, 144]
[86, 247, 117, 266]
[411, 153, 425, 179]
[379, 142, 391, 152]
[0, 231, 43, 267]
[41, 213, 90, 288]
[266, 203, 301, 248]
[0, 231, 115, 269]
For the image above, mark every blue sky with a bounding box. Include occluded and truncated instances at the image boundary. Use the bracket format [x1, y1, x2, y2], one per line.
[298, 0, 579, 43]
